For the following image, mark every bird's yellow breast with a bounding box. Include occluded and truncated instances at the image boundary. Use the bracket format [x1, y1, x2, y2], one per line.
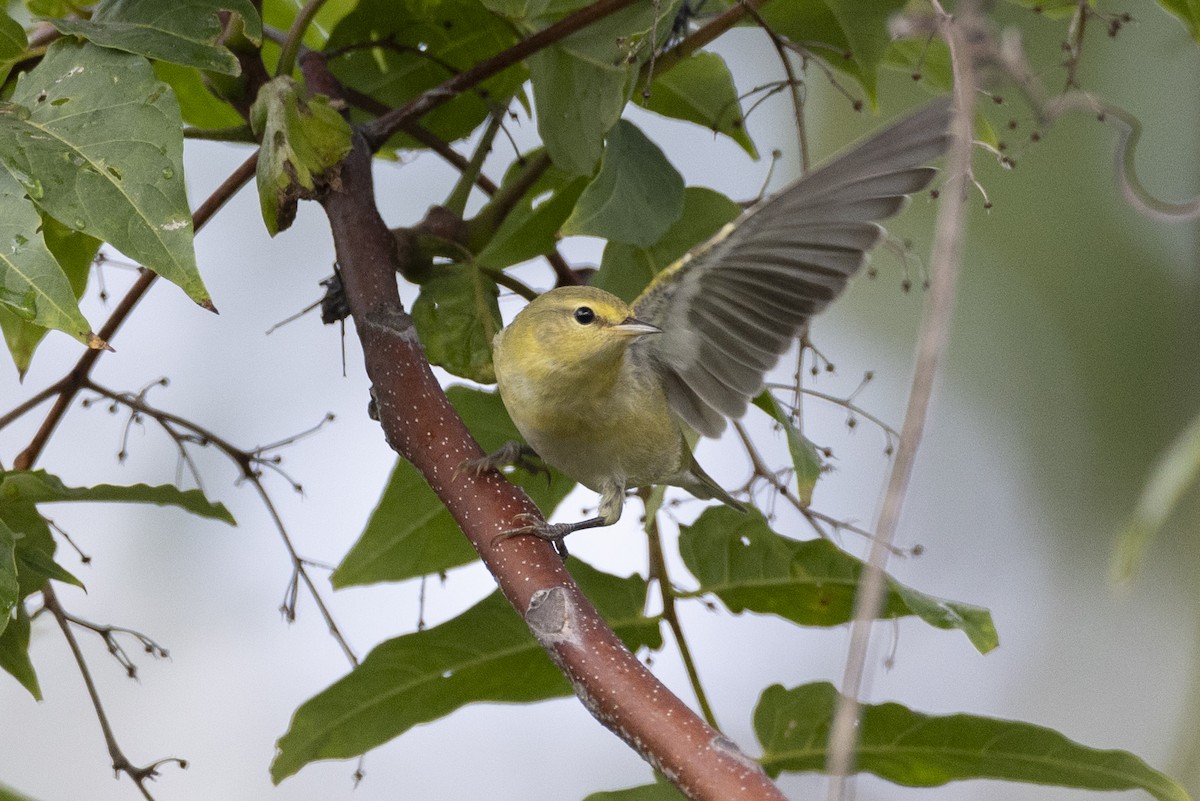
[493, 321, 685, 492]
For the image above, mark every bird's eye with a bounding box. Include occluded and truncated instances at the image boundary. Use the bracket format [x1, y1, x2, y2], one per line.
[574, 306, 595, 325]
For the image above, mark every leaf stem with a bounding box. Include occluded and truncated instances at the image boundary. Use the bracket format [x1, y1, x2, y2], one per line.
[275, 0, 331, 77]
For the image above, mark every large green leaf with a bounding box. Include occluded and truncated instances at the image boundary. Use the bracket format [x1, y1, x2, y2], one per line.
[755, 682, 1191, 801]
[333, 386, 575, 587]
[410, 263, 502, 384]
[0, 168, 98, 351]
[0, 600, 40, 700]
[326, 0, 526, 149]
[678, 508, 998, 653]
[250, 76, 352, 236]
[562, 119, 684, 247]
[274, 561, 661, 782]
[639, 51, 756, 158]
[0, 40, 208, 306]
[0, 469, 235, 524]
[0, 215, 101, 377]
[0, 10, 27, 86]
[593, 186, 740, 303]
[53, 0, 262, 75]
[752, 392, 824, 506]
[527, 1, 679, 174]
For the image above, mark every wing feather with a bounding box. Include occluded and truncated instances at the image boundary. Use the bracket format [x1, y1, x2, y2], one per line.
[632, 98, 952, 436]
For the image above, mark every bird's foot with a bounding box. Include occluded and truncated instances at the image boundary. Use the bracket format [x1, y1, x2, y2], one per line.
[492, 513, 577, 559]
[460, 441, 550, 482]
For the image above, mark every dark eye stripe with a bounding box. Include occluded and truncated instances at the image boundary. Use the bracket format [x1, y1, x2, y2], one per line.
[574, 306, 595, 325]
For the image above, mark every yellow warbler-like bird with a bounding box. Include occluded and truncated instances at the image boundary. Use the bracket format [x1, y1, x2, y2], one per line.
[488, 99, 952, 542]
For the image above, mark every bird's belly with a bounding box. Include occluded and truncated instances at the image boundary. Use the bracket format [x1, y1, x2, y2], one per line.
[503, 379, 683, 491]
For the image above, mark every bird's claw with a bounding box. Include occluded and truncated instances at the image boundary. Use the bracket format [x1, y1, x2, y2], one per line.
[492, 513, 571, 558]
[460, 442, 550, 483]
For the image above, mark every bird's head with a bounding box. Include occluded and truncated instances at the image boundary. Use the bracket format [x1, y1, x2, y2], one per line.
[501, 286, 661, 377]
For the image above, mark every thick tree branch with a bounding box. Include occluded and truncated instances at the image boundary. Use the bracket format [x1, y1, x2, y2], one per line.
[320, 130, 786, 801]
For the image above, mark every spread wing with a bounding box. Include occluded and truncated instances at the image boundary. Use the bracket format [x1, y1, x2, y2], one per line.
[631, 98, 953, 437]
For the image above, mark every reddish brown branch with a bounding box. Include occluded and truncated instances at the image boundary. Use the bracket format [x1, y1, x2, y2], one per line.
[362, 0, 640, 149]
[322, 127, 786, 801]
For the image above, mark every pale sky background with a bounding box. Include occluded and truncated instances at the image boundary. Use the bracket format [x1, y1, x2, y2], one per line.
[1, 5, 1199, 801]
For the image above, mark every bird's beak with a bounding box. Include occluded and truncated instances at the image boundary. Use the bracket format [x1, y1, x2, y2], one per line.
[612, 316, 662, 337]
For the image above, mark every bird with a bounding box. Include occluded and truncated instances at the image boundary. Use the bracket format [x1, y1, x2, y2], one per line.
[482, 98, 953, 543]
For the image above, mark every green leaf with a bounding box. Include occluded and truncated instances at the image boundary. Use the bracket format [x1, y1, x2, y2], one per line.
[52, 0, 262, 75]
[476, 156, 588, 270]
[0, 600, 41, 700]
[0, 10, 27, 86]
[0, 40, 209, 306]
[639, 51, 756, 158]
[562, 120, 684, 247]
[153, 60, 244, 128]
[250, 76, 352, 236]
[410, 263, 502, 384]
[593, 186, 740, 303]
[752, 392, 823, 506]
[333, 387, 575, 587]
[755, 682, 1191, 801]
[262, 0, 356, 52]
[0, 167, 99, 351]
[755, 0, 906, 105]
[527, 1, 678, 174]
[0, 500, 74, 598]
[275, 561, 660, 782]
[584, 782, 686, 801]
[1113, 407, 1200, 582]
[0, 517, 18, 634]
[678, 508, 998, 653]
[0, 215, 101, 377]
[1155, 0, 1200, 40]
[0, 469, 235, 524]
[326, 0, 525, 150]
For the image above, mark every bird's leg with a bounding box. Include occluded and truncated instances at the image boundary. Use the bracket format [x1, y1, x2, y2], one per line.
[460, 440, 550, 481]
[493, 480, 626, 546]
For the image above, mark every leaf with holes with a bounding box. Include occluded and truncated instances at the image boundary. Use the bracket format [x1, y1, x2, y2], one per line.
[53, 0, 262, 75]
[678, 508, 998, 653]
[0, 40, 208, 306]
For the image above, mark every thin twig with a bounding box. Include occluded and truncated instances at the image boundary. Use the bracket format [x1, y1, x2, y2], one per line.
[81, 380, 359, 666]
[825, 3, 976, 795]
[42, 584, 186, 800]
[12, 150, 261, 471]
[641, 489, 721, 730]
